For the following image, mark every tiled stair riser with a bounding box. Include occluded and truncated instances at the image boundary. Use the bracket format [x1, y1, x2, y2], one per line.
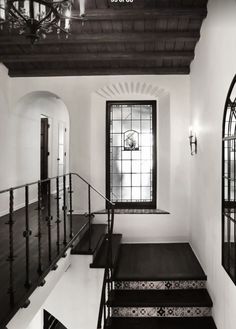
[114, 280, 206, 290]
[112, 307, 211, 318]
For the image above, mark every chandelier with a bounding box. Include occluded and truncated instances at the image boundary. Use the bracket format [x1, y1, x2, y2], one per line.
[0, 0, 82, 44]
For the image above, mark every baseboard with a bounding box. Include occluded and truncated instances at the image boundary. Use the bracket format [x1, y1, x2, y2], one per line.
[0, 198, 38, 217]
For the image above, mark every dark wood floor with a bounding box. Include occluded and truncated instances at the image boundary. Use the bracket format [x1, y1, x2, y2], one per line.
[0, 196, 88, 328]
[114, 243, 207, 281]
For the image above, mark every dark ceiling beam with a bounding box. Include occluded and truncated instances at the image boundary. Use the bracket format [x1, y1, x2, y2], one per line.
[8, 67, 190, 77]
[0, 51, 194, 63]
[72, 8, 207, 20]
[0, 31, 200, 45]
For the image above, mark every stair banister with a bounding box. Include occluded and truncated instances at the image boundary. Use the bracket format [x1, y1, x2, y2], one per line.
[97, 202, 115, 329]
[0, 172, 115, 328]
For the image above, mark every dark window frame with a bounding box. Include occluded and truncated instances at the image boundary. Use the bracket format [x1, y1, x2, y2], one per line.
[222, 74, 236, 284]
[106, 100, 157, 209]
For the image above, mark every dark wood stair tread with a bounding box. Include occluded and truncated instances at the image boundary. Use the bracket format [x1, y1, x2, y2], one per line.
[90, 234, 122, 268]
[71, 224, 107, 255]
[71, 214, 89, 233]
[106, 317, 217, 329]
[108, 289, 212, 307]
[114, 244, 207, 281]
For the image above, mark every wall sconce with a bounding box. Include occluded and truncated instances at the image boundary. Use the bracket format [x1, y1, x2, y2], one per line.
[189, 127, 197, 156]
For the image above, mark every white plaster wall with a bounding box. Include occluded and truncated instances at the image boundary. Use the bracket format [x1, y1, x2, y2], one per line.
[0, 64, 14, 214]
[90, 77, 190, 242]
[7, 250, 71, 329]
[0, 69, 191, 241]
[7, 75, 191, 242]
[42, 255, 103, 329]
[8, 254, 104, 329]
[190, 0, 236, 328]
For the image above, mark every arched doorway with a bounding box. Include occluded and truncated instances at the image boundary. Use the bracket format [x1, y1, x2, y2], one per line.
[13, 91, 70, 185]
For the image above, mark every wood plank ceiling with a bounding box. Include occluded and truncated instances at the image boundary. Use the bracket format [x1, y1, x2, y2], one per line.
[0, 0, 208, 77]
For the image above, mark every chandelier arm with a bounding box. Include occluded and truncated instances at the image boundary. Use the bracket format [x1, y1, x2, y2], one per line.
[46, 0, 70, 4]
[54, 23, 70, 34]
[37, 8, 56, 25]
[38, 0, 68, 4]
[8, 6, 28, 23]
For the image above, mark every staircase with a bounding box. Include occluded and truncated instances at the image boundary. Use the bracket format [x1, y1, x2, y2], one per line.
[0, 170, 218, 329]
[0, 172, 116, 328]
[105, 244, 217, 329]
[106, 281, 216, 328]
[72, 235, 218, 329]
[71, 224, 122, 269]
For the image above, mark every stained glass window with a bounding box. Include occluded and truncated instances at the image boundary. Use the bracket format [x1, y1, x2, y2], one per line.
[106, 101, 157, 208]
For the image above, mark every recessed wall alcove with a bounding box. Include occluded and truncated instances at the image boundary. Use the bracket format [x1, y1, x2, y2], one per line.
[0, 91, 70, 216]
[90, 80, 171, 217]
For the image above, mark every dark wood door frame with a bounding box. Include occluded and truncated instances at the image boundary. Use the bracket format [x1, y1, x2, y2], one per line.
[41, 117, 49, 194]
[106, 100, 157, 209]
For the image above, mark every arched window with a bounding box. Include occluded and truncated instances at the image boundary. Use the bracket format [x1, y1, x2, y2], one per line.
[222, 75, 236, 283]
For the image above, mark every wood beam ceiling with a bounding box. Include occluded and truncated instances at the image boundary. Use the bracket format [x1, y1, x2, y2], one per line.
[70, 8, 207, 20]
[0, 2, 208, 77]
[0, 31, 200, 45]
[8, 67, 190, 77]
[0, 51, 194, 63]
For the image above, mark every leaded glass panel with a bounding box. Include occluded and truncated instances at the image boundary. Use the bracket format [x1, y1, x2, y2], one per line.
[106, 101, 157, 208]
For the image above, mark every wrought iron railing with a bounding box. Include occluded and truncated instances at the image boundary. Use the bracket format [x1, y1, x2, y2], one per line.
[97, 207, 115, 329]
[0, 172, 115, 328]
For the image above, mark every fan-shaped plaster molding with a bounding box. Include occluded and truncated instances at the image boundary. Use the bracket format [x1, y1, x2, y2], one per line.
[95, 81, 168, 99]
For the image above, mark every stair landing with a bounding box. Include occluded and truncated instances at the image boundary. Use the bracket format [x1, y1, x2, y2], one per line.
[114, 243, 206, 281]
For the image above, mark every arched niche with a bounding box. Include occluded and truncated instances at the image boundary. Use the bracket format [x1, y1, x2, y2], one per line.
[12, 91, 70, 183]
[90, 81, 170, 212]
[0, 91, 70, 214]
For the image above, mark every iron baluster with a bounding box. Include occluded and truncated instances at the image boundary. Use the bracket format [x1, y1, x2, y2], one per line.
[56, 177, 61, 255]
[107, 207, 111, 237]
[103, 286, 107, 329]
[97, 270, 106, 329]
[106, 267, 111, 321]
[63, 175, 67, 245]
[7, 189, 15, 306]
[110, 206, 115, 271]
[24, 185, 32, 288]
[69, 173, 74, 238]
[37, 181, 43, 274]
[111, 206, 115, 236]
[107, 207, 113, 269]
[107, 208, 112, 322]
[0, 173, 116, 326]
[47, 180, 52, 263]
[88, 184, 92, 251]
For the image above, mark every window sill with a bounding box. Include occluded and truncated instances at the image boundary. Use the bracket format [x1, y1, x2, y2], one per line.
[94, 209, 169, 215]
